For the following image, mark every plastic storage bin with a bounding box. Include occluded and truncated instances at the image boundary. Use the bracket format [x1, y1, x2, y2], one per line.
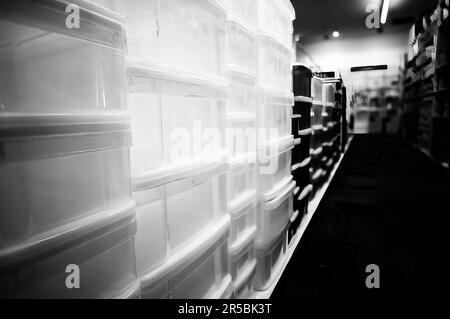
[226, 115, 257, 158]
[311, 103, 324, 127]
[227, 67, 257, 114]
[157, 0, 226, 79]
[258, 136, 294, 200]
[258, 92, 293, 143]
[140, 215, 232, 299]
[227, 162, 257, 209]
[293, 100, 313, 130]
[228, 192, 257, 251]
[119, 0, 159, 64]
[255, 180, 295, 247]
[253, 227, 287, 291]
[257, 35, 294, 94]
[0, 1, 126, 114]
[0, 114, 132, 249]
[311, 77, 323, 105]
[229, 235, 257, 298]
[226, 18, 257, 75]
[127, 61, 227, 179]
[224, 0, 257, 28]
[292, 158, 311, 192]
[0, 200, 138, 298]
[293, 64, 312, 98]
[133, 162, 228, 276]
[256, 0, 295, 49]
[323, 83, 336, 107]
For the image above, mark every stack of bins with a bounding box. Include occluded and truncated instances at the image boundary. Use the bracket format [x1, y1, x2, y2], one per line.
[253, 0, 296, 292]
[324, 77, 345, 161]
[310, 76, 325, 193]
[116, 0, 232, 299]
[321, 83, 336, 178]
[289, 64, 314, 243]
[0, 0, 139, 298]
[224, 0, 258, 299]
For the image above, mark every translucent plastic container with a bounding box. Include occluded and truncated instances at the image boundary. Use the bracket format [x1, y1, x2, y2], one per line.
[158, 0, 226, 79]
[229, 239, 257, 298]
[227, 67, 257, 114]
[258, 91, 294, 143]
[253, 227, 287, 291]
[257, 35, 294, 94]
[140, 215, 232, 299]
[256, 0, 295, 49]
[228, 191, 257, 252]
[127, 61, 227, 178]
[293, 64, 312, 98]
[226, 18, 257, 75]
[311, 103, 324, 127]
[0, 200, 138, 298]
[258, 136, 294, 201]
[119, 0, 159, 64]
[311, 77, 323, 105]
[0, 114, 132, 249]
[133, 162, 228, 276]
[226, 115, 257, 158]
[255, 180, 295, 247]
[224, 0, 257, 28]
[323, 83, 336, 106]
[227, 161, 257, 207]
[0, 2, 126, 114]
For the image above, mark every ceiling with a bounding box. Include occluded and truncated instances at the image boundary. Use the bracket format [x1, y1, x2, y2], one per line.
[291, 0, 438, 44]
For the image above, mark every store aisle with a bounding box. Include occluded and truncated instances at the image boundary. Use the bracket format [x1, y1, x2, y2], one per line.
[272, 135, 449, 299]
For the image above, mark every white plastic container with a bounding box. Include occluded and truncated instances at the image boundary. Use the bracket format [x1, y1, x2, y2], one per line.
[227, 67, 257, 114]
[257, 34, 294, 94]
[157, 0, 226, 79]
[228, 191, 257, 251]
[0, 114, 132, 249]
[227, 161, 257, 207]
[253, 227, 288, 291]
[256, 0, 295, 49]
[224, 0, 257, 28]
[258, 136, 294, 200]
[0, 2, 126, 114]
[0, 200, 138, 298]
[255, 180, 295, 247]
[323, 83, 336, 106]
[133, 162, 228, 276]
[119, 0, 159, 64]
[226, 18, 257, 75]
[258, 91, 293, 142]
[311, 76, 323, 105]
[140, 215, 232, 299]
[229, 235, 257, 298]
[127, 61, 227, 178]
[226, 115, 257, 158]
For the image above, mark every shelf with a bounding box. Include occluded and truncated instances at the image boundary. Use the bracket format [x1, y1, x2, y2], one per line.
[250, 135, 354, 299]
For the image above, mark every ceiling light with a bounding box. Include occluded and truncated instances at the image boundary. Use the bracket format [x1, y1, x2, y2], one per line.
[332, 31, 340, 38]
[381, 0, 390, 24]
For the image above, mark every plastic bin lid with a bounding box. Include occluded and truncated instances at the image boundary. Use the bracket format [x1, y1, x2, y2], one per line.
[0, 0, 126, 50]
[132, 152, 228, 192]
[228, 225, 256, 256]
[0, 199, 136, 271]
[127, 59, 228, 99]
[227, 65, 257, 84]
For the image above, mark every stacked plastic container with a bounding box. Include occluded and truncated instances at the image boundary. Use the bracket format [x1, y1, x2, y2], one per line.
[223, 0, 258, 299]
[310, 76, 325, 192]
[115, 0, 232, 299]
[0, 0, 139, 298]
[289, 64, 314, 243]
[253, 0, 296, 292]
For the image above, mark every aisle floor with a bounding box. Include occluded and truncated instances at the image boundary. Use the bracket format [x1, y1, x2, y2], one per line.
[272, 135, 449, 299]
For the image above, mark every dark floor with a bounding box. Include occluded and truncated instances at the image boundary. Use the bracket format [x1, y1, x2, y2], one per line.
[272, 134, 449, 300]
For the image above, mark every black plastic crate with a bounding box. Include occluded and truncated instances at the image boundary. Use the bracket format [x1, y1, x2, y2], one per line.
[293, 64, 312, 98]
[292, 135, 310, 165]
[293, 100, 312, 131]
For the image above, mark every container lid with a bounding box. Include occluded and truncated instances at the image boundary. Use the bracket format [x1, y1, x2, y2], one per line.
[0, 113, 131, 162]
[0, 0, 126, 50]
[295, 96, 313, 103]
[132, 152, 228, 192]
[258, 135, 294, 156]
[232, 258, 256, 292]
[298, 128, 313, 136]
[0, 199, 136, 271]
[292, 156, 311, 171]
[228, 189, 257, 217]
[227, 65, 257, 84]
[262, 180, 296, 210]
[228, 15, 256, 37]
[140, 214, 230, 295]
[228, 224, 256, 256]
[257, 32, 294, 54]
[127, 59, 228, 99]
